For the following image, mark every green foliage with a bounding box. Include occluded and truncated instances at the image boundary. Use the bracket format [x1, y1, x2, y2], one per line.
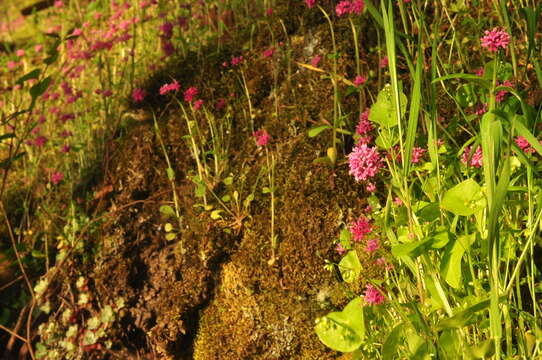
[315, 297, 365, 352]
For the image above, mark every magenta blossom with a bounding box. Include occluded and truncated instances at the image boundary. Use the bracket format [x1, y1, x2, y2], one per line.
[50, 171, 64, 185]
[353, 75, 366, 87]
[335, 243, 347, 255]
[193, 99, 204, 110]
[253, 129, 270, 146]
[184, 87, 199, 102]
[365, 182, 376, 193]
[311, 55, 322, 67]
[350, 216, 372, 242]
[263, 47, 275, 58]
[411, 147, 426, 164]
[462, 146, 483, 168]
[515, 136, 535, 155]
[304, 0, 317, 8]
[356, 109, 372, 135]
[348, 143, 383, 181]
[364, 284, 385, 305]
[132, 88, 146, 102]
[365, 238, 380, 254]
[481, 27, 510, 52]
[159, 80, 180, 95]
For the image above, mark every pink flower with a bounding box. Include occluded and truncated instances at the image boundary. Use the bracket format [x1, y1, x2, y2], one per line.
[263, 47, 275, 58]
[160, 21, 173, 39]
[159, 79, 180, 95]
[184, 87, 199, 102]
[310, 55, 322, 67]
[365, 238, 379, 254]
[54, 0, 63, 8]
[515, 136, 535, 155]
[462, 146, 483, 168]
[356, 109, 373, 135]
[215, 98, 226, 110]
[193, 99, 204, 110]
[50, 171, 64, 185]
[132, 88, 146, 102]
[364, 204, 372, 213]
[481, 27, 510, 52]
[380, 56, 388, 69]
[16, 49, 25, 57]
[353, 75, 366, 87]
[475, 67, 484, 76]
[474, 103, 488, 116]
[161, 39, 175, 56]
[35, 44, 43, 53]
[304, 0, 317, 8]
[350, 216, 372, 242]
[495, 80, 513, 103]
[348, 143, 383, 181]
[34, 136, 48, 148]
[265, 7, 273, 16]
[71, 28, 83, 36]
[393, 197, 403, 206]
[231, 55, 244, 66]
[336, 1, 351, 16]
[335, 243, 347, 255]
[7, 61, 18, 71]
[61, 144, 71, 153]
[365, 182, 376, 193]
[364, 284, 385, 305]
[411, 147, 426, 164]
[253, 129, 270, 146]
[351, 0, 364, 14]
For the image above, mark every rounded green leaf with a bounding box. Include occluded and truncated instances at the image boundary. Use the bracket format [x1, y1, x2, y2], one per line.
[339, 251, 361, 283]
[369, 84, 407, 128]
[441, 179, 486, 216]
[315, 297, 365, 352]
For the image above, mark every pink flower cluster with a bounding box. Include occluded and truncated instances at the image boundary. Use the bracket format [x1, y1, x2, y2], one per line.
[304, 0, 317, 8]
[350, 216, 372, 242]
[515, 136, 536, 155]
[364, 284, 385, 305]
[353, 75, 366, 87]
[132, 88, 146, 102]
[481, 27, 510, 52]
[462, 145, 483, 168]
[348, 143, 383, 181]
[159, 79, 180, 95]
[336, 0, 364, 16]
[411, 147, 426, 164]
[495, 80, 514, 103]
[254, 129, 270, 146]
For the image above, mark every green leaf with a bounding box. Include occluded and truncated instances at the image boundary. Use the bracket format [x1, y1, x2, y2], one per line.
[0, 133, 15, 142]
[210, 210, 223, 220]
[16, 69, 41, 85]
[382, 323, 405, 360]
[315, 297, 365, 352]
[436, 299, 490, 331]
[391, 239, 431, 258]
[440, 233, 476, 288]
[0, 152, 26, 169]
[468, 339, 495, 359]
[159, 205, 176, 218]
[338, 251, 361, 283]
[369, 84, 407, 128]
[438, 329, 462, 360]
[166, 167, 175, 181]
[441, 179, 486, 216]
[308, 125, 331, 138]
[165, 233, 176, 241]
[30, 76, 52, 101]
[223, 176, 233, 185]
